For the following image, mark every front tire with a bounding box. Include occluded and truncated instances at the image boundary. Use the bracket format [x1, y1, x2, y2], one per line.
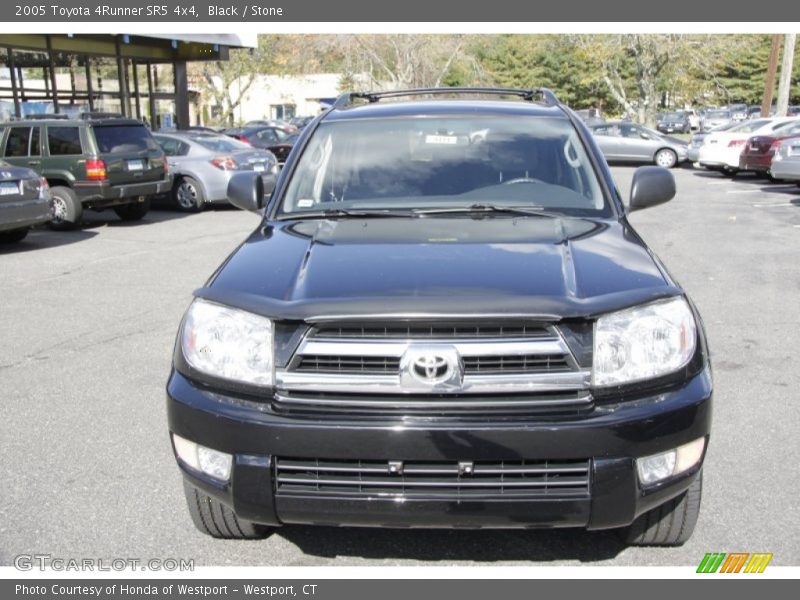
[114, 199, 150, 222]
[620, 471, 703, 546]
[655, 148, 678, 169]
[49, 186, 83, 230]
[0, 228, 29, 243]
[174, 177, 205, 212]
[183, 480, 273, 540]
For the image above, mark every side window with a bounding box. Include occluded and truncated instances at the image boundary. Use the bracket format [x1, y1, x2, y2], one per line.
[156, 138, 180, 156]
[4, 127, 31, 157]
[30, 126, 41, 156]
[47, 127, 83, 155]
[593, 126, 616, 137]
[619, 125, 640, 139]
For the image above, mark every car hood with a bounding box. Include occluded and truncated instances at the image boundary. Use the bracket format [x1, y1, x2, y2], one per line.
[199, 216, 678, 321]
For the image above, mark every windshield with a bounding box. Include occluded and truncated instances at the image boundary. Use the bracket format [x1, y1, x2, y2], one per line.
[707, 110, 730, 119]
[192, 135, 249, 152]
[665, 112, 683, 120]
[279, 116, 608, 218]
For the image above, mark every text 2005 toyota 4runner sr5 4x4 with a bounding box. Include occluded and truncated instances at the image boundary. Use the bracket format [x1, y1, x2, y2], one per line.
[167, 88, 712, 546]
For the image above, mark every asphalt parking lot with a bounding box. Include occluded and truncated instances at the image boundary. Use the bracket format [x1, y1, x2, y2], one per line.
[1, 165, 798, 567]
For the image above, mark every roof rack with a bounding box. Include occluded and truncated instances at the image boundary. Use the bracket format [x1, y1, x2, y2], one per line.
[17, 114, 70, 120]
[332, 87, 560, 109]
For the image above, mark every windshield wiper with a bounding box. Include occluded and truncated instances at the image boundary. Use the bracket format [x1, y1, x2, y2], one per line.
[277, 208, 418, 221]
[412, 204, 564, 218]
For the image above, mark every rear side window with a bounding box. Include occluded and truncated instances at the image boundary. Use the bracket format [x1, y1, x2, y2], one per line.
[48, 127, 83, 155]
[93, 125, 159, 153]
[4, 127, 31, 157]
[30, 126, 41, 156]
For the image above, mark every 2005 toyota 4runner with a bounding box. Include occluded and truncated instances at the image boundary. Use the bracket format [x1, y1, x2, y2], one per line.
[167, 88, 712, 546]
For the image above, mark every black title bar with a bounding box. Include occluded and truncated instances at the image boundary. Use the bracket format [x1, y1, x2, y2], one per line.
[2, 0, 800, 22]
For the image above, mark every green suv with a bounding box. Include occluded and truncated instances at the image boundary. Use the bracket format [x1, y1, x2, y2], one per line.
[0, 117, 169, 229]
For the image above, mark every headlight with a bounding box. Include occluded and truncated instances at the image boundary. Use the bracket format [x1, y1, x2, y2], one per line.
[180, 299, 274, 386]
[593, 297, 696, 387]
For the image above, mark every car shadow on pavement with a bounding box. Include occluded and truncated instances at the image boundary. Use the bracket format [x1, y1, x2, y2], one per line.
[0, 228, 98, 254]
[77, 206, 197, 230]
[758, 185, 800, 198]
[275, 526, 626, 563]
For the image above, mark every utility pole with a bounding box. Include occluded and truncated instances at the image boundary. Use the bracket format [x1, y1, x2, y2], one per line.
[762, 34, 782, 117]
[776, 33, 797, 117]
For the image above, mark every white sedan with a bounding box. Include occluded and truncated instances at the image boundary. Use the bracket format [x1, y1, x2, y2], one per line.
[697, 117, 800, 174]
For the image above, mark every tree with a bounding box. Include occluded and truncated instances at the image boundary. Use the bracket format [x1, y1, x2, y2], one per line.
[188, 37, 279, 127]
[476, 35, 615, 110]
[335, 35, 482, 89]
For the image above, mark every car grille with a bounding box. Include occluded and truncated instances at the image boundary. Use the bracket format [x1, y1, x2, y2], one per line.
[294, 353, 571, 375]
[312, 324, 552, 339]
[296, 355, 401, 374]
[274, 457, 592, 499]
[276, 321, 590, 415]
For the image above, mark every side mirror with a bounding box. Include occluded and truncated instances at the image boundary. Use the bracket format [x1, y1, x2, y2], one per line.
[227, 171, 275, 214]
[629, 166, 675, 212]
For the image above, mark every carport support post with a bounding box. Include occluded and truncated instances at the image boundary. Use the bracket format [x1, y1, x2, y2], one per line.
[7, 48, 21, 118]
[174, 60, 189, 130]
[761, 34, 782, 118]
[115, 35, 129, 117]
[46, 35, 59, 113]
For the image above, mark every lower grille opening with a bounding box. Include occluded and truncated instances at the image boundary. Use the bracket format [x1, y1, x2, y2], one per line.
[275, 458, 591, 499]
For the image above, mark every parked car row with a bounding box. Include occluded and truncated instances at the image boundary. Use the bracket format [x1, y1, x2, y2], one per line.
[588, 113, 800, 185]
[694, 117, 800, 178]
[0, 114, 287, 242]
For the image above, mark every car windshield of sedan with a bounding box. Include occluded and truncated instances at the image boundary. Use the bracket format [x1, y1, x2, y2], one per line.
[279, 116, 608, 217]
[664, 112, 684, 120]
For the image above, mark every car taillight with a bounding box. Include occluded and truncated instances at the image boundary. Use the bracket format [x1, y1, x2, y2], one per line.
[210, 156, 238, 170]
[38, 177, 49, 199]
[239, 136, 252, 146]
[728, 139, 746, 148]
[769, 139, 783, 153]
[163, 159, 169, 175]
[85, 158, 107, 180]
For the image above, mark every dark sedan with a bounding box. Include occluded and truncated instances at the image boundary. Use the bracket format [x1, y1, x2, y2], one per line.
[0, 160, 51, 243]
[224, 126, 297, 164]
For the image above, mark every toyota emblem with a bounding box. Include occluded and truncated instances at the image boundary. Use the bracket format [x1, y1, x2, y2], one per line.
[400, 345, 462, 390]
[411, 353, 450, 382]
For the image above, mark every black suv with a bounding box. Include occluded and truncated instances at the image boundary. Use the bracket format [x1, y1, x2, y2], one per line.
[167, 88, 712, 546]
[0, 117, 169, 228]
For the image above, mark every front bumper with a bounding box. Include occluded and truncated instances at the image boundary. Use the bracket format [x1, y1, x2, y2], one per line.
[167, 367, 712, 531]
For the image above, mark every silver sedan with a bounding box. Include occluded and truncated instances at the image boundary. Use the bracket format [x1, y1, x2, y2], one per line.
[154, 132, 279, 212]
[589, 122, 688, 168]
[770, 137, 800, 182]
